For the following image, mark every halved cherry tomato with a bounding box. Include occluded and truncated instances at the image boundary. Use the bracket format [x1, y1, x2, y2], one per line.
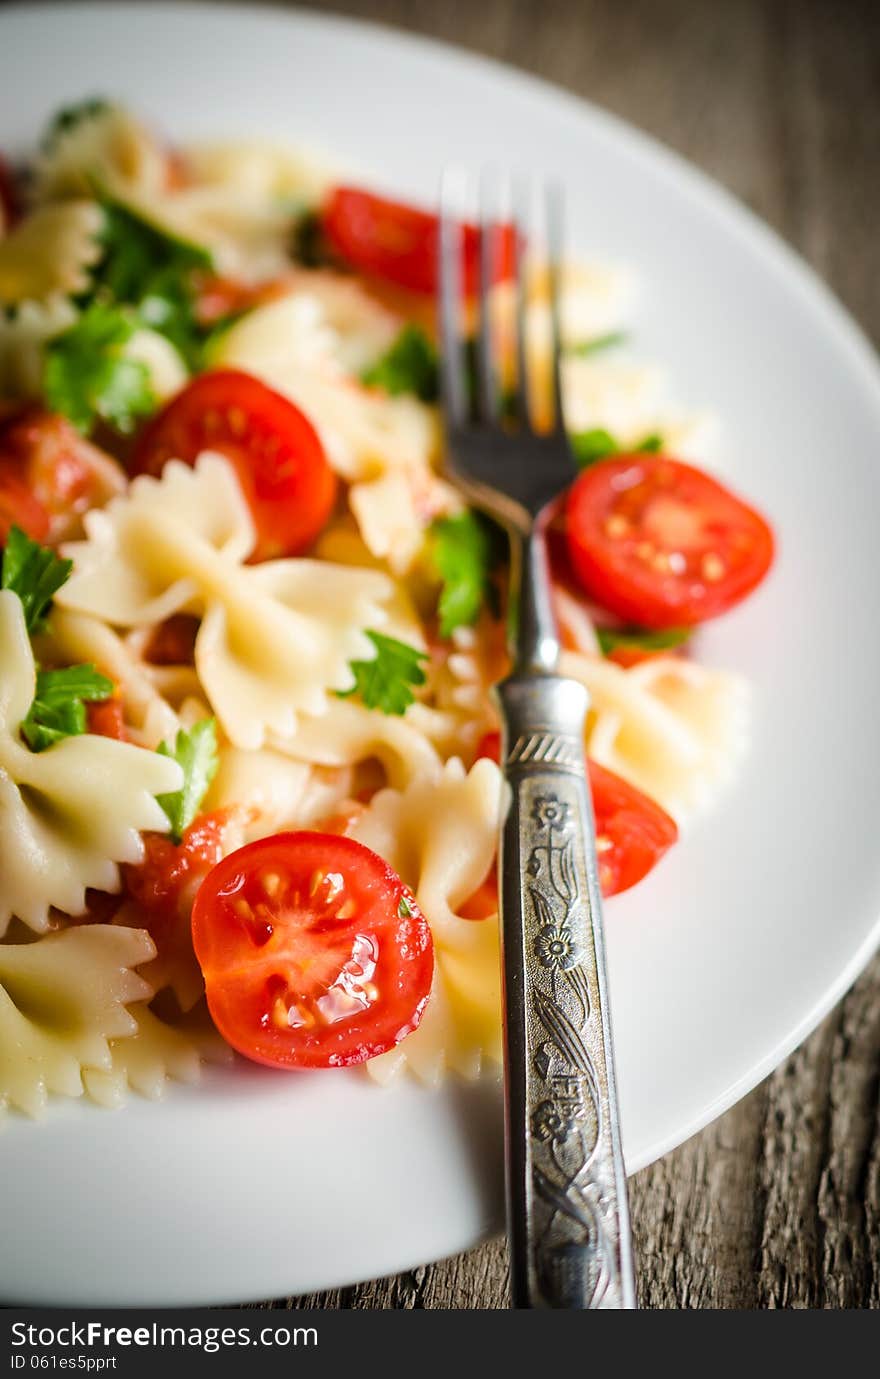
[86, 696, 127, 741]
[475, 731, 677, 897]
[191, 832, 434, 1070]
[0, 408, 122, 541]
[131, 371, 337, 561]
[566, 455, 774, 629]
[323, 186, 516, 296]
[0, 464, 50, 543]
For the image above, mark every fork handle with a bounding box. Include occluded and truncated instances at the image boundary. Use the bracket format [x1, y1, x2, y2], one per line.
[495, 670, 637, 1309]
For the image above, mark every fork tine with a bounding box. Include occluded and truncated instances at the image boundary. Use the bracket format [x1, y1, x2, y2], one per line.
[438, 169, 467, 428]
[512, 181, 533, 433]
[545, 180, 567, 438]
[476, 170, 498, 424]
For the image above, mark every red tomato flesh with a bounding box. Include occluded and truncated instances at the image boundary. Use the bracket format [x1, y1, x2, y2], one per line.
[0, 408, 121, 541]
[323, 186, 516, 296]
[0, 464, 50, 543]
[475, 731, 677, 897]
[86, 696, 127, 741]
[191, 832, 434, 1070]
[125, 810, 231, 924]
[565, 455, 774, 629]
[131, 371, 337, 561]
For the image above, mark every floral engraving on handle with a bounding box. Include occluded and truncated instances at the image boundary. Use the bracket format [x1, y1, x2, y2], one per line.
[523, 782, 621, 1308]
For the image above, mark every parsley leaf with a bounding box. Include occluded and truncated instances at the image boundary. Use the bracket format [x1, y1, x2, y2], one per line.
[362, 326, 438, 402]
[155, 719, 219, 844]
[398, 894, 415, 919]
[86, 200, 213, 370]
[570, 428, 620, 468]
[1, 527, 72, 634]
[430, 510, 500, 637]
[44, 301, 156, 434]
[569, 331, 627, 357]
[635, 432, 663, 453]
[41, 97, 111, 152]
[21, 664, 113, 752]
[339, 631, 428, 717]
[597, 626, 693, 657]
[570, 428, 665, 469]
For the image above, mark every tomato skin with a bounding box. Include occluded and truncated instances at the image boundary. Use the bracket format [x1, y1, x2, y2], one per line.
[474, 731, 677, 897]
[191, 831, 434, 1070]
[586, 760, 678, 896]
[565, 455, 775, 629]
[323, 186, 515, 296]
[131, 371, 337, 561]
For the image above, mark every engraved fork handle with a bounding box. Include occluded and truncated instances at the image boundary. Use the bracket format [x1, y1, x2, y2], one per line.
[494, 528, 637, 1309]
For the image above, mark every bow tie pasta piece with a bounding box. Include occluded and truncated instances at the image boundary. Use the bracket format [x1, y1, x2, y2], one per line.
[0, 591, 183, 934]
[83, 1001, 232, 1110]
[0, 202, 104, 308]
[562, 650, 750, 824]
[139, 183, 295, 282]
[33, 104, 169, 202]
[59, 454, 256, 624]
[212, 275, 403, 382]
[349, 757, 504, 1085]
[562, 353, 718, 462]
[206, 745, 357, 841]
[57, 454, 396, 749]
[0, 297, 79, 400]
[269, 696, 447, 791]
[349, 469, 459, 577]
[0, 925, 154, 1119]
[197, 557, 391, 747]
[183, 140, 335, 205]
[213, 295, 440, 483]
[48, 609, 183, 749]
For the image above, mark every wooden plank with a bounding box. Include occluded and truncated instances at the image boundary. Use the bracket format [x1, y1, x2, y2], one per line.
[242, 0, 880, 1309]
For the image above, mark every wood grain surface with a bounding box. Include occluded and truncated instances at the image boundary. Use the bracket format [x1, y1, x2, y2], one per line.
[241, 0, 879, 1309]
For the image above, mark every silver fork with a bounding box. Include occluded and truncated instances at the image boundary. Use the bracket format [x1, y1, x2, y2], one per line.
[437, 175, 636, 1310]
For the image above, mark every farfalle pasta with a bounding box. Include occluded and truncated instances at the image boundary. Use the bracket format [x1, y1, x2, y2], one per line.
[349, 758, 505, 1085]
[0, 101, 773, 1118]
[0, 590, 182, 933]
[57, 454, 396, 748]
[0, 201, 104, 309]
[0, 925, 154, 1117]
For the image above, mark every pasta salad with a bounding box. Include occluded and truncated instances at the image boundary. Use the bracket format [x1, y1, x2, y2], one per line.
[0, 102, 773, 1117]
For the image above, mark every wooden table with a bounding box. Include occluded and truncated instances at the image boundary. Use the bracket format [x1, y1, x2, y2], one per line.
[253, 0, 880, 1309]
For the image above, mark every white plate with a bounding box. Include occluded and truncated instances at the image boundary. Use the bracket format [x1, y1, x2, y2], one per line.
[2, 1, 880, 1308]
